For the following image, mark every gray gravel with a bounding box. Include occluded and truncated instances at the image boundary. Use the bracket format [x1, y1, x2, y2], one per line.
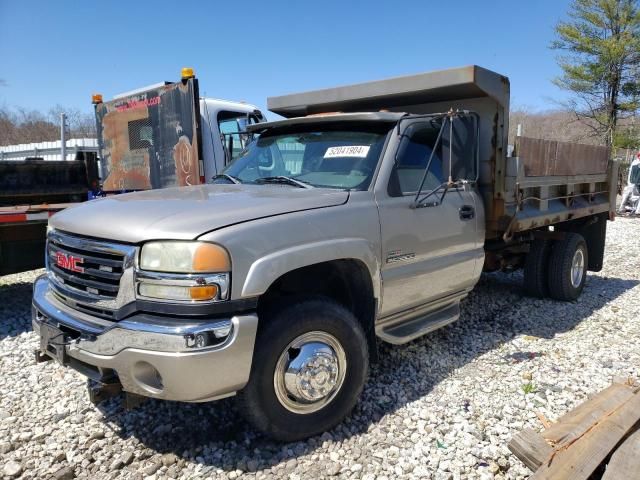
[1, 217, 639, 480]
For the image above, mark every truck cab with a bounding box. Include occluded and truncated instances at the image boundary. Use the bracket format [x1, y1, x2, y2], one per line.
[93, 68, 264, 191]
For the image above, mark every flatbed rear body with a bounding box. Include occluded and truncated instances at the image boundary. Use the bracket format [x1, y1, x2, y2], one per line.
[0, 158, 99, 275]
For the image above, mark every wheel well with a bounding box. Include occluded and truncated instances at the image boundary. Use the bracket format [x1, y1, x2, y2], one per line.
[257, 259, 378, 361]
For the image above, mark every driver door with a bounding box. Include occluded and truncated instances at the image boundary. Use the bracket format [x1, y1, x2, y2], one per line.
[376, 121, 481, 318]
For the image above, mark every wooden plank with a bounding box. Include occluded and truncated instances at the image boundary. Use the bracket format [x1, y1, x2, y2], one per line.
[602, 426, 640, 480]
[543, 383, 637, 446]
[531, 393, 640, 480]
[509, 428, 553, 471]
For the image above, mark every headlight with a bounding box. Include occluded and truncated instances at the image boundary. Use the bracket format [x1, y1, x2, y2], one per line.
[140, 241, 230, 273]
[137, 241, 230, 303]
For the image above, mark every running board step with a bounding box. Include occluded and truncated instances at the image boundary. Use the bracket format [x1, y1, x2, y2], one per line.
[378, 302, 460, 345]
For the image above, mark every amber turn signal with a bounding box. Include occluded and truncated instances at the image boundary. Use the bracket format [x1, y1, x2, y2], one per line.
[189, 285, 218, 301]
[192, 243, 231, 272]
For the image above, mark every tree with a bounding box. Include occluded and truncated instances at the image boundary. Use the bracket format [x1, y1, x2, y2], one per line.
[0, 105, 96, 146]
[551, 0, 640, 146]
[48, 105, 97, 138]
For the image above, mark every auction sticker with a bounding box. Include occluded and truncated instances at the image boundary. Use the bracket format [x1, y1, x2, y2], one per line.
[324, 146, 370, 158]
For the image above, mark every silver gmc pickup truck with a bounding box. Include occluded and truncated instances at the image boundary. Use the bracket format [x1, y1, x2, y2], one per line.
[32, 66, 617, 441]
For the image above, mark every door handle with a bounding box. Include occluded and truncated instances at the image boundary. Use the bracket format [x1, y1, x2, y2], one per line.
[459, 205, 475, 220]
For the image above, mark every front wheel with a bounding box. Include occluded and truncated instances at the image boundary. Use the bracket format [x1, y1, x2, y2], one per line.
[237, 297, 369, 441]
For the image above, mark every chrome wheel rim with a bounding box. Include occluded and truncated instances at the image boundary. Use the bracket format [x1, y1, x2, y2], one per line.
[571, 248, 585, 288]
[273, 331, 347, 414]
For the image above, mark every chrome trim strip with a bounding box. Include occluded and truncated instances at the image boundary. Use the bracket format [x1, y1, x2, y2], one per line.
[48, 229, 136, 257]
[135, 270, 230, 302]
[49, 264, 119, 293]
[73, 319, 235, 354]
[48, 271, 115, 302]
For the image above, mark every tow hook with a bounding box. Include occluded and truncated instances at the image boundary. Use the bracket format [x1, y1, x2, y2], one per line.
[86, 380, 148, 410]
[124, 392, 147, 410]
[34, 350, 53, 363]
[87, 379, 122, 405]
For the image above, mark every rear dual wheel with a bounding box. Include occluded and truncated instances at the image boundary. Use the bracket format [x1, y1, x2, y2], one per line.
[547, 233, 588, 301]
[523, 233, 588, 301]
[523, 239, 552, 298]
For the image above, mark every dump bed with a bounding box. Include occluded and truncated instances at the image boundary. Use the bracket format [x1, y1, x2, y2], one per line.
[94, 77, 202, 191]
[268, 65, 616, 240]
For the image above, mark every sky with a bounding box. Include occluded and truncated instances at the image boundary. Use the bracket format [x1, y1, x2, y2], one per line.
[0, 0, 573, 120]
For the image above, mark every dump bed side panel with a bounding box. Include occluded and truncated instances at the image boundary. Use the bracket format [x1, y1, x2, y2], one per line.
[516, 136, 610, 176]
[95, 78, 202, 191]
[501, 137, 615, 240]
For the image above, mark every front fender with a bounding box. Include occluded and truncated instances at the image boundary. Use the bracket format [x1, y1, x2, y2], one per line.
[241, 238, 381, 299]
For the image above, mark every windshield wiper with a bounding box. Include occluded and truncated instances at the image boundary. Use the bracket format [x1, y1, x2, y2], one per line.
[212, 174, 241, 184]
[254, 176, 314, 189]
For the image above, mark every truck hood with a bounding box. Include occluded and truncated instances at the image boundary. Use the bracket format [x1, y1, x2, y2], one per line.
[50, 184, 349, 243]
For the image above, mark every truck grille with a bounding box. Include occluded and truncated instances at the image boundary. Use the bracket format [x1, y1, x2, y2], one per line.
[46, 230, 136, 318]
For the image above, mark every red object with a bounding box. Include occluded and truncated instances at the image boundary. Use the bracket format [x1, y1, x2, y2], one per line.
[55, 252, 85, 273]
[0, 214, 27, 223]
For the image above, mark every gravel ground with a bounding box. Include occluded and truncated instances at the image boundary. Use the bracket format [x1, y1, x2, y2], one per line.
[1, 217, 639, 480]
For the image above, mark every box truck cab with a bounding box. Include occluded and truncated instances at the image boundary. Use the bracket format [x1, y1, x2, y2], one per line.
[93, 68, 265, 191]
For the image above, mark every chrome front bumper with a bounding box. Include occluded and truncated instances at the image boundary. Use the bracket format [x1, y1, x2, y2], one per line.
[32, 275, 258, 402]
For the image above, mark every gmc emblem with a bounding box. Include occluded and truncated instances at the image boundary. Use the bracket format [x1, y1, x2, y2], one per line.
[55, 252, 84, 273]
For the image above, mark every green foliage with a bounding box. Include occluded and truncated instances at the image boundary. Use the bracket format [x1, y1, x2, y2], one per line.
[522, 382, 537, 394]
[551, 0, 640, 145]
[613, 125, 640, 148]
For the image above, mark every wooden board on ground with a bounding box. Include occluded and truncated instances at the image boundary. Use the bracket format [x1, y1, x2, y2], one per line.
[530, 392, 640, 479]
[508, 428, 553, 470]
[601, 426, 640, 480]
[508, 380, 640, 480]
[542, 382, 638, 446]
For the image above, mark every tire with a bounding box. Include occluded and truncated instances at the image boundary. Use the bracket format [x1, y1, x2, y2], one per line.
[237, 297, 369, 441]
[547, 233, 588, 301]
[523, 239, 552, 298]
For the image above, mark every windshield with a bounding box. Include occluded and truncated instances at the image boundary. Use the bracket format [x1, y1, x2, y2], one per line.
[221, 125, 390, 190]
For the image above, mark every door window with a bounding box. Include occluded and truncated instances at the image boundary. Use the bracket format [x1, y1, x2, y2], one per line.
[388, 122, 444, 197]
[218, 111, 256, 163]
